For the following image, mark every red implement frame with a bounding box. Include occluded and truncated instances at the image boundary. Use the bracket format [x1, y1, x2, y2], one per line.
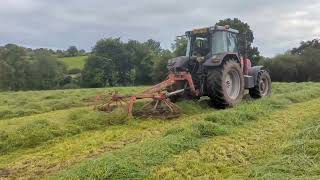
[95, 71, 198, 116]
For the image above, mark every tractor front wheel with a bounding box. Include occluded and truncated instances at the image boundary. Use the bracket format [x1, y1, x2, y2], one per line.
[249, 70, 272, 98]
[207, 60, 245, 108]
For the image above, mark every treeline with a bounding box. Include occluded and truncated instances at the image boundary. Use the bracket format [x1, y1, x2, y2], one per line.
[0, 39, 177, 91]
[81, 38, 174, 87]
[55, 46, 88, 58]
[24, 46, 87, 58]
[262, 39, 320, 82]
[0, 44, 68, 91]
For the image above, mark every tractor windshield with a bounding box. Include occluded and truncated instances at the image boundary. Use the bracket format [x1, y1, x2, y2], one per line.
[186, 30, 238, 57]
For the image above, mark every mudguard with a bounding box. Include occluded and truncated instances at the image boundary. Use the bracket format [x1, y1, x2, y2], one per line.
[203, 53, 240, 67]
[248, 66, 264, 86]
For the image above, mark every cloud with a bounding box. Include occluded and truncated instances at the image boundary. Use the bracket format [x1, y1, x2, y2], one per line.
[0, 0, 319, 57]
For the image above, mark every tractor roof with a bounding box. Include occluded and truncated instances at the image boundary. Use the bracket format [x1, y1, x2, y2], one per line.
[186, 25, 239, 36]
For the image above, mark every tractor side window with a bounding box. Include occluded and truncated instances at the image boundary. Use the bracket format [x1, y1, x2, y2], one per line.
[227, 33, 237, 53]
[212, 31, 227, 54]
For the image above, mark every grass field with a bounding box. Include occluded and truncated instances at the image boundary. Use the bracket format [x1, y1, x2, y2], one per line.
[58, 56, 88, 70]
[1, 83, 320, 179]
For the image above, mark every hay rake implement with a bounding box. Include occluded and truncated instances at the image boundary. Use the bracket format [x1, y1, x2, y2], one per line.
[94, 72, 198, 119]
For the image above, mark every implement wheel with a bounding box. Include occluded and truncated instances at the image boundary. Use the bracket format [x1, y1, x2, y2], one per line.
[207, 60, 245, 108]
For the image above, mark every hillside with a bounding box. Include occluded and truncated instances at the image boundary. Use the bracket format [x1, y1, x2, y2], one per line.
[58, 56, 88, 70]
[0, 83, 320, 179]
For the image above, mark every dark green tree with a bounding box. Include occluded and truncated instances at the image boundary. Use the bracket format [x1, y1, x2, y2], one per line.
[126, 39, 163, 85]
[0, 44, 29, 90]
[152, 50, 174, 83]
[67, 46, 78, 57]
[263, 54, 300, 82]
[27, 52, 67, 90]
[291, 39, 320, 55]
[79, 49, 86, 56]
[144, 39, 162, 55]
[172, 36, 188, 56]
[299, 47, 320, 81]
[126, 40, 153, 85]
[93, 38, 132, 85]
[81, 55, 115, 87]
[56, 50, 65, 57]
[0, 44, 68, 91]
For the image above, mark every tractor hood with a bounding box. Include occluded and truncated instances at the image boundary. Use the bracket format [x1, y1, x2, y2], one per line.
[167, 56, 196, 72]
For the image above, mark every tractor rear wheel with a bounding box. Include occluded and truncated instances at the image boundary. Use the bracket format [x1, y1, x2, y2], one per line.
[249, 70, 272, 98]
[207, 60, 245, 108]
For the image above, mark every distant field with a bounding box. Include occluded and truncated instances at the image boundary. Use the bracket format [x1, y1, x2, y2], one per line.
[1, 83, 320, 179]
[58, 56, 88, 70]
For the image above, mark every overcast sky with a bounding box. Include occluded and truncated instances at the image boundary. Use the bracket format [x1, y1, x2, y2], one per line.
[0, 0, 319, 57]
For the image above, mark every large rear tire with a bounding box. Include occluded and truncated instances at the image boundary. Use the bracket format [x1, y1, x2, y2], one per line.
[249, 70, 272, 98]
[207, 60, 245, 108]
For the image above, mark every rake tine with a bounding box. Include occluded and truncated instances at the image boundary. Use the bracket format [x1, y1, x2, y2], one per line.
[120, 99, 129, 105]
[163, 99, 174, 112]
[141, 101, 153, 110]
[153, 100, 160, 110]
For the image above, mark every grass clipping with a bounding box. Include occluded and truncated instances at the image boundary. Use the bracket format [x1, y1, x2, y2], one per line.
[0, 108, 129, 155]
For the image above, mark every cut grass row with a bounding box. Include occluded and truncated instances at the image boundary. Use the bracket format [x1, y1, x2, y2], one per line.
[153, 98, 320, 179]
[1, 83, 319, 178]
[0, 109, 212, 179]
[1, 83, 316, 156]
[0, 108, 128, 155]
[50, 84, 320, 179]
[246, 117, 320, 179]
[0, 99, 210, 156]
[0, 86, 145, 120]
[1, 83, 317, 121]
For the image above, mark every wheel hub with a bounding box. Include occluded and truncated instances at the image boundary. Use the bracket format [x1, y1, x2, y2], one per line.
[225, 70, 241, 99]
[259, 78, 268, 96]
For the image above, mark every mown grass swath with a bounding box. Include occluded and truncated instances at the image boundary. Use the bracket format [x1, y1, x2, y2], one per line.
[152, 97, 320, 179]
[0, 109, 129, 155]
[0, 83, 319, 179]
[51, 83, 320, 179]
[0, 86, 145, 120]
[0, 89, 208, 155]
[248, 118, 320, 179]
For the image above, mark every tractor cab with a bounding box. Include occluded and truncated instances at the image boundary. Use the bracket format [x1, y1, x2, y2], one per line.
[185, 25, 239, 62]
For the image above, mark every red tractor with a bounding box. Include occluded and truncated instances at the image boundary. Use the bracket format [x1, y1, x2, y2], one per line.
[96, 25, 272, 118]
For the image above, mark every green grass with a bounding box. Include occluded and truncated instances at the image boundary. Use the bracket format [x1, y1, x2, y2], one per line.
[0, 97, 210, 156]
[1, 83, 320, 179]
[0, 86, 145, 120]
[0, 109, 130, 155]
[153, 96, 320, 179]
[50, 83, 320, 179]
[50, 121, 220, 179]
[0, 108, 210, 179]
[58, 56, 87, 70]
[247, 117, 320, 179]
